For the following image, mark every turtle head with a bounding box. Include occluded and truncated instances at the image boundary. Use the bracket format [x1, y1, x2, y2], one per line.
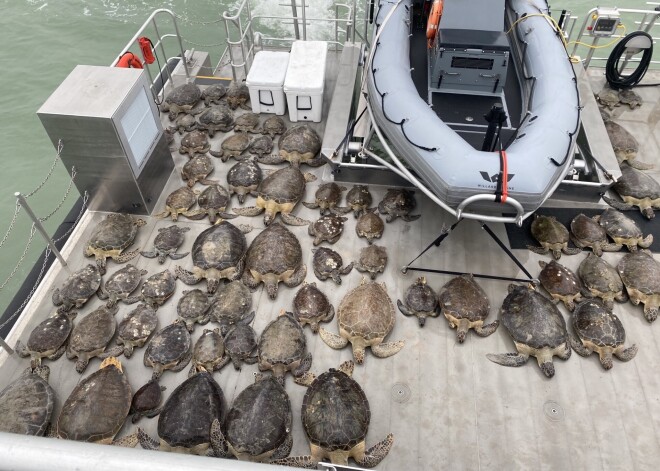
[537, 358, 555, 378]
[642, 206, 655, 220]
[207, 277, 220, 295]
[100, 356, 123, 372]
[418, 316, 427, 328]
[265, 279, 279, 300]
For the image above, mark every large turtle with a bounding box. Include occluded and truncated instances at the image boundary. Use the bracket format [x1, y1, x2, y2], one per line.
[345, 185, 373, 218]
[198, 105, 234, 137]
[177, 289, 213, 332]
[137, 369, 226, 455]
[598, 208, 653, 252]
[604, 119, 652, 169]
[84, 213, 145, 275]
[141, 225, 190, 263]
[603, 163, 660, 219]
[569, 299, 638, 369]
[258, 125, 324, 167]
[538, 260, 584, 311]
[308, 215, 347, 245]
[162, 83, 202, 121]
[15, 311, 77, 368]
[355, 245, 388, 279]
[320, 278, 404, 364]
[378, 188, 420, 222]
[356, 209, 385, 244]
[201, 83, 227, 106]
[226, 81, 250, 110]
[293, 282, 335, 333]
[234, 112, 261, 133]
[52, 264, 101, 312]
[129, 379, 165, 423]
[274, 361, 394, 468]
[617, 250, 660, 322]
[168, 114, 198, 135]
[487, 284, 571, 378]
[179, 130, 211, 157]
[181, 153, 217, 187]
[397, 276, 439, 327]
[66, 304, 121, 373]
[144, 320, 193, 380]
[189, 328, 229, 375]
[258, 311, 312, 385]
[138, 269, 177, 308]
[311, 247, 353, 284]
[619, 88, 643, 109]
[0, 366, 54, 436]
[527, 214, 581, 259]
[188, 184, 237, 224]
[97, 264, 147, 308]
[261, 116, 287, 138]
[242, 223, 307, 299]
[56, 357, 135, 445]
[226, 158, 263, 204]
[596, 86, 620, 110]
[155, 187, 201, 221]
[212, 374, 292, 462]
[210, 133, 251, 162]
[578, 253, 628, 309]
[114, 303, 158, 358]
[209, 279, 254, 329]
[248, 135, 274, 157]
[302, 182, 349, 216]
[570, 213, 622, 256]
[175, 222, 251, 294]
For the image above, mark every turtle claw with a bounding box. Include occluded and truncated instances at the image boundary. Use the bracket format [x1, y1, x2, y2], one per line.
[602, 194, 635, 211]
[569, 334, 592, 357]
[270, 456, 316, 469]
[137, 428, 160, 451]
[355, 433, 394, 468]
[486, 352, 529, 368]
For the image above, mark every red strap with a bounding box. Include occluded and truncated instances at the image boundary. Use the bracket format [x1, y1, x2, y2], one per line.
[139, 37, 155, 64]
[500, 150, 508, 203]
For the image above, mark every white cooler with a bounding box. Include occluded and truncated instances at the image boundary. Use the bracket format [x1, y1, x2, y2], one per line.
[245, 51, 290, 115]
[283, 41, 327, 122]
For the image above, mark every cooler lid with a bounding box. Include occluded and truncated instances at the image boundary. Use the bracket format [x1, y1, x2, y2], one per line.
[246, 51, 290, 87]
[284, 41, 327, 93]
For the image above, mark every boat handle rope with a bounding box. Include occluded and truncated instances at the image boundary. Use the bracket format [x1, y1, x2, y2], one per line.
[494, 147, 508, 203]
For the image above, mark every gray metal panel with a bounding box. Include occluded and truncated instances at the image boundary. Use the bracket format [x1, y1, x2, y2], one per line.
[441, 0, 506, 32]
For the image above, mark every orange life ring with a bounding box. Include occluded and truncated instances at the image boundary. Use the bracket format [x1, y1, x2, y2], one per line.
[426, 0, 443, 48]
[116, 52, 143, 69]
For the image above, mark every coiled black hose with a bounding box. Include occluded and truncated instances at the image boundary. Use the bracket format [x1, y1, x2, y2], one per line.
[605, 31, 653, 89]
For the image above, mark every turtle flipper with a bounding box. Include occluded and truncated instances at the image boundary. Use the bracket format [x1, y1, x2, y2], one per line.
[47, 344, 67, 361]
[175, 265, 201, 285]
[302, 201, 319, 210]
[14, 341, 29, 358]
[486, 352, 530, 368]
[293, 372, 316, 387]
[474, 320, 499, 338]
[330, 206, 351, 215]
[614, 344, 638, 362]
[210, 419, 231, 458]
[256, 153, 285, 165]
[526, 245, 550, 256]
[75, 357, 90, 374]
[397, 300, 415, 318]
[96, 257, 108, 275]
[371, 340, 405, 359]
[354, 433, 394, 468]
[171, 348, 193, 372]
[643, 305, 658, 323]
[140, 250, 158, 260]
[281, 212, 311, 226]
[113, 432, 138, 448]
[115, 249, 140, 264]
[293, 352, 312, 377]
[98, 345, 124, 360]
[284, 264, 307, 288]
[602, 194, 635, 211]
[270, 433, 293, 461]
[638, 234, 653, 249]
[319, 328, 348, 350]
[402, 213, 421, 222]
[602, 242, 623, 253]
[137, 428, 160, 451]
[339, 262, 354, 276]
[242, 270, 260, 290]
[562, 246, 582, 256]
[153, 209, 172, 219]
[270, 456, 316, 469]
[233, 206, 264, 217]
[167, 251, 190, 261]
[628, 158, 654, 170]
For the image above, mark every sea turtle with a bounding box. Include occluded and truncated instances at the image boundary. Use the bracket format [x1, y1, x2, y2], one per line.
[226, 158, 263, 204]
[538, 260, 584, 311]
[274, 361, 394, 468]
[212, 374, 293, 462]
[293, 281, 335, 333]
[84, 213, 145, 275]
[177, 289, 213, 332]
[311, 247, 353, 284]
[154, 186, 201, 221]
[181, 153, 218, 187]
[234, 112, 261, 133]
[258, 311, 312, 385]
[137, 369, 226, 455]
[139, 269, 177, 309]
[578, 252, 628, 309]
[320, 278, 404, 364]
[168, 114, 197, 135]
[52, 264, 101, 312]
[113, 303, 158, 358]
[569, 299, 638, 369]
[15, 310, 76, 368]
[232, 166, 315, 226]
[144, 320, 193, 380]
[226, 81, 251, 110]
[617, 250, 660, 322]
[486, 284, 571, 378]
[242, 223, 307, 299]
[210, 133, 251, 162]
[221, 322, 259, 370]
[189, 328, 229, 375]
[261, 116, 287, 138]
[345, 185, 373, 218]
[378, 188, 421, 222]
[97, 264, 147, 308]
[56, 357, 135, 445]
[258, 125, 324, 167]
[570, 213, 622, 256]
[209, 279, 254, 329]
[619, 88, 643, 109]
[179, 130, 211, 157]
[602, 163, 660, 219]
[0, 366, 54, 436]
[140, 225, 190, 263]
[354, 244, 388, 279]
[188, 184, 237, 224]
[66, 304, 121, 373]
[201, 83, 227, 106]
[175, 222, 251, 294]
[248, 135, 273, 157]
[162, 83, 202, 121]
[397, 276, 439, 327]
[527, 214, 581, 259]
[604, 120, 652, 169]
[356, 209, 385, 244]
[303, 182, 349, 216]
[197, 105, 234, 137]
[596, 86, 620, 110]
[129, 379, 165, 423]
[308, 215, 348, 245]
[598, 208, 653, 252]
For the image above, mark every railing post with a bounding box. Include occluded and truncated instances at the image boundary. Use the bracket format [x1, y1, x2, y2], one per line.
[290, 0, 301, 40]
[0, 336, 13, 355]
[301, 0, 307, 40]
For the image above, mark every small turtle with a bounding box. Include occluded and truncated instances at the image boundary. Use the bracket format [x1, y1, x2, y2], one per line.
[570, 213, 622, 256]
[201, 83, 227, 106]
[234, 112, 261, 133]
[233, 166, 315, 226]
[596, 86, 620, 110]
[144, 320, 193, 380]
[177, 289, 213, 332]
[538, 260, 584, 311]
[56, 357, 135, 445]
[226, 81, 251, 110]
[378, 188, 420, 222]
[97, 264, 147, 308]
[617, 251, 660, 322]
[15, 311, 77, 368]
[114, 303, 158, 358]
[598, 208, 653, 252]
[213, 374, 292, 462]
[210, 279, 254, 329]
[527, 214, 581, 259]
[293, 282, 335, 333]
[84, 213, 145, 275]
[226, 158, 263, 204]
[355, 245, 388, 279]
[162, 83, 202, 121]
[139, 269, 177, 309]
[345, 185, 373, 218]
[320, 278, 404, 364]
[248, 135, 274, 157]
[258, 311, 312, 385]
[604, 120, 652, 170]
[619, 88, 642, 109]
[129, 379, 165, 423]
[188, 184, 237, 224]
[137, 369, 226, 455]
[397, 276, 439, 327]
[603, 163, 660, 219]
[168, 113, 197, 135]
[0, 366, 54, 436]
[570, 299, 638, 369]
[181, 153, 218, 187]
[198, 105, 234, 137]
[222, 322, 259, 370]
[189, 328, 229, 375]
[243, 223, 307, 300]
[210, 133, 251, 162]
[578, 253, 628, 309]
[175, 222, 251, 294]
[52, 264, 101, 312]
[141, 225, 190, 263]
[275, 361, 394, 468]
[356, 209, 385, 244]
[179, 130, 211, 157]
[154, 186, 201, 221]
[308, 215, 347, 245]
[258, 125, 324, 167]
[487, 284, 571, 378]
[66, 304, 121, 373]
[311, 247, 353, 284]
[303, 182, 349, 216]
[261, 115, 287, 138]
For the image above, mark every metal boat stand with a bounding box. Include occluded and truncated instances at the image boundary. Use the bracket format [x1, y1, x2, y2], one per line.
[401, 218, 538, 285]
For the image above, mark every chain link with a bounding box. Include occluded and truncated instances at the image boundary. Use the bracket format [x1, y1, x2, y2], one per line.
[25, 140, 63, 199]
[53, 191, 88, 244]
[0, 225, 36, 294]
[172, 12, 225, 26]
[39, 167, 77, 223]
[0, 201, 22, 251]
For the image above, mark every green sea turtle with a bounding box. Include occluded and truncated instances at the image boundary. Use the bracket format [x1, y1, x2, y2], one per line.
[257, 125, 324, 167]
[188, 184, 237, 224]
[169, 114, 197, 135]
[140, 225, 190, 263]
[210, 133, 251, 162]
[248, 135, 273, 157]
[603, 163, 660, 219]
[138, 269, 177, 309]
[226, 81, 250, 110]
[234, 112, 261, 133]
[598, 208, 653, 252]
[155, 187, 201, 221]
[308, 215, 347, 245]
[0, 366, 54, 436]
[221, 321, 258, 370]
[66, 304, 121, 373]
[84, 213, 145, 275]
[356, 209, 385, 244]
[261, 116, 287, 138]
[596, 86, 620, 110]
[143, 320, 193, 380]
[604, 119, 652, 169]
[311, 247, 353, 284]
[619, 88, 642, 109]
[52, 264, 101, 312]
[198, 105, 234, 137]
[527, 214, 581, 259]
[15, 311, 77, 368]
[258, 311, 312, 385]
[210, 279, 254, 331]
[226, 158, 263, 204]
[570, 213, 622, 255]
[378, 189, 420, 222]
[113, 303, 158, 358]
[355, 245, 388, 279]
[302, 182, 349, 216]
[617, 250, 660, 322]
[179, 130, 211, 157]
[201, 83, 227, 106]
[578, 253, 627, 309]
[293, 282, 335, 333]
[177, 289, 213, 332]
[538, 260, 584, 311]
[162, 83, 202, 121]
[181, 154, 218, 187]
[345, 185, 373, 218]
[129, 379, 165, 423]
[97, 264, 147, 307]
[189, 328, 229, 375]
[397, 276, 439, 327]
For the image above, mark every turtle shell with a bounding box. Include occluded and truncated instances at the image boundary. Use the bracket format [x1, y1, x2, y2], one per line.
[117, 304, 158, 348]
[158, 371, 226, 449]
[378, 189, 416, 216]
[598, 208, 644, 242]
[530, 215, 570, 246]
[258, 166, 307, 204]
[226, 81, 250, 110]
[0, 370, 54, 436]
[67, 305, 117, 357]
[310, 215, 346, 242]
[258, 313, 306, 366]
[198, 106, 234, 135]
[52, 264, 101, 309]
[153, 225, 189, 253]
[312, 247, 344, 275]
[356, 211, 384, 240]
[614, 164, 660, 200]
[182, 154, 214, 185]
[165, 83, 202, 108]
[248, 135, 273, 156]
[210, 280, 252, 326]
[314, 183, 343, 206]
[191, 222, 247, 271]
[570, 213, 609, 247]
[572, 299, 625, 348]
[144, 321, 192, 369]
[87, 213, 141, 253]
[617, 251, 660, 295]
[357, 245, 388, 273]
[245, 223, 302, 275]
[103, 264, 145, 300]
[141, 270, 177, 306]
[23, 311, 74, 356]
[539, 260, 582, 298]
[224, 324, 258, 358]
[201, 84, 227, 105]
[177, 289, 213, 328]
[181, 130, 209, 149]
[302, 368, 369, 451]
[197, 185, 231, 223]
[165, 187, 197, 211]
[346, 185, 372, 208]
[222, 133, 251, 155]
[605, 120, 638, 157]
[438, 274, 489, 322]
[278, 125, 321, 160]
[404, 277, 438, 313]
[227, 159, 262, 190]
[578, 253, 624, 298]
[293, 283, 333, 327]
[338, 281, 395, 340]
[192, 329, 225, 368]
[130, 379, 162, 422]
[262, 116, 287, 137]
[234, 112, 260, 133]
